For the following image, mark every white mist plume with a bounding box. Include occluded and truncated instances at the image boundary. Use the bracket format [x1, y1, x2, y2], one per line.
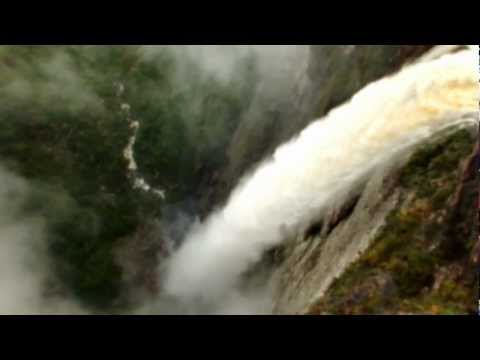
[0, 167, 86, 315]
[140, 45, 309, 85]
[128, 46, 310, 203]
[0, 49, 104, 113]
[163, 46, 479, 312]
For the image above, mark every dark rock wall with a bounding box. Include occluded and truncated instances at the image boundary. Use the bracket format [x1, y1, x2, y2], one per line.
[202, 45, 434, 216]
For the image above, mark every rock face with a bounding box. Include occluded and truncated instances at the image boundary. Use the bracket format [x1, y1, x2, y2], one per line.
[118, 45, 441, 306]
[89, 45, 478, 314]
[204, 45, 435, 215]
[270, 122, 478, 315]
[1, 45, 457, 313]
[113, 219, 169, 307]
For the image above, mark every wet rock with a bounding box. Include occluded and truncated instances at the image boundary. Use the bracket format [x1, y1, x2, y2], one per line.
[203, 46, 434, 215]
[272, 123, 478, 315]
[113, 220, 170, 307]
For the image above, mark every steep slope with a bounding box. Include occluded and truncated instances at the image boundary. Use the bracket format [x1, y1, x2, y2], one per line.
[0, 45, 465, 314]
[268, 46, 478, 314]
[205, 45, 435, 215]
[161, 45, 478, 315]
[271, 123, 478, 315]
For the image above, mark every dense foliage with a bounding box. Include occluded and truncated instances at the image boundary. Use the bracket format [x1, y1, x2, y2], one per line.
[0, 45, 259, 310]
[307, 129, 478, 315]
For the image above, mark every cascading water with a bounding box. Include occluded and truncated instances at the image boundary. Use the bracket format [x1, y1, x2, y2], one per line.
[162, 46, 479, 314]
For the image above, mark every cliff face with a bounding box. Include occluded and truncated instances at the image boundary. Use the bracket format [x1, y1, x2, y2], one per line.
[270, 122, 478, 315]
[204, 45, 435, 215]
[2, 45, 466, 314]
[114, 46, 439, 307]
[116, 45, 442, 307]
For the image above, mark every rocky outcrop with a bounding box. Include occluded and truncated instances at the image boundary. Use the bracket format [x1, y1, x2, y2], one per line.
[113, 45, 474, 314]
[115, 45, 446, 310]
[204, 45, 435, 216]
[270, 121, 478, 315]
[110, 46, 438, 305]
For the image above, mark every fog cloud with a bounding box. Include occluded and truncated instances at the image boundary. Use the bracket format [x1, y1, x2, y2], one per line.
[0, 166, 86, 315]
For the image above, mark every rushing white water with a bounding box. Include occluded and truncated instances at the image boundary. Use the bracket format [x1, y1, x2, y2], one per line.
[163, 46, 479, 311]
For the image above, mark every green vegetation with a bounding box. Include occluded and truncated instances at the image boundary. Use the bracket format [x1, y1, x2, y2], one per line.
[307, 129, 477, 315]
[0, 45, 259, 310]
[0, 46, 140, 309]
[128, 48, 258, 202]
[399, 129, 473, 198]
[1, 45, 450, 313]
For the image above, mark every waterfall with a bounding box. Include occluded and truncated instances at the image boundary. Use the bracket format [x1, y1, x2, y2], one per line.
[162, 46, 479, 313]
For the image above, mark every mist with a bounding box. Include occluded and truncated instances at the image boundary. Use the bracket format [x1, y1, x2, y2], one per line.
[162, 46, 479, 314]
[140, 45, 309, 85]
[0, 166, 86, 315]
[1, 45, 311, 314]
[0, 48, 104, 115]
[1, 45, 477, 315]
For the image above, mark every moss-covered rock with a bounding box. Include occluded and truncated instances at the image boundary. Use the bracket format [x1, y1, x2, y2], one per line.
[306, 128, 478, 315]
